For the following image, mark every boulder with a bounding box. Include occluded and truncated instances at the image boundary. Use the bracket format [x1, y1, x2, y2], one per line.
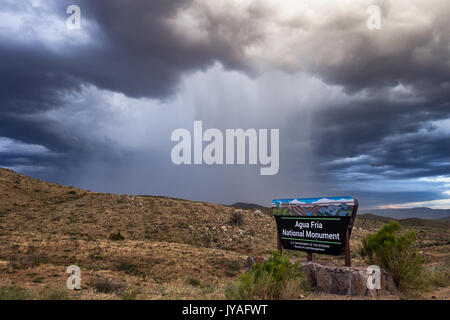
[300, 262, 397, 297]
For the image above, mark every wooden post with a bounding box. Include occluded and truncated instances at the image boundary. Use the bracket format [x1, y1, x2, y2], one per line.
[307, 252, 313, 262]
[344, 228, 351, 267]
[277, 231, 283, 255]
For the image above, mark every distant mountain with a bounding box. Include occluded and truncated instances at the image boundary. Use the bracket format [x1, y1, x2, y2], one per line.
[230, 202, 269, 212]
[359, 207, 450, 220]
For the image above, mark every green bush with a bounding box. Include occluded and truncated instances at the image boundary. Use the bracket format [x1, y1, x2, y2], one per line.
[116, 261, 145, 277]
[225, 251, 309, 300]
[0, 286, 33, 300]
[39, 288, 69, 300]
[417, 263, 450, 290]
[360, 221, 425, 291]
[119, 288, 140, 300]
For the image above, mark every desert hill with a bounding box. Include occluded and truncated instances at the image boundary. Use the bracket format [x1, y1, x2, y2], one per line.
[230, 202, 269, 211]
[0, 167, 276, 253]
[0, 167, 448, 300]
[0, 167, 278, 299]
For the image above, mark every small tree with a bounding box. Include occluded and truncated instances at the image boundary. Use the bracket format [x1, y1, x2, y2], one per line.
[360, 221, 425, 291]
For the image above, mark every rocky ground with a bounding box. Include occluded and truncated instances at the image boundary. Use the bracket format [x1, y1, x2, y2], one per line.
[0, 167, 448, 299]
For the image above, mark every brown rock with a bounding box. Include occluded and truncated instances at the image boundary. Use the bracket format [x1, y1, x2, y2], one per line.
[316, 267, 332, 292]
[350, 271, 367, 296]
[300, 262, 397, 297]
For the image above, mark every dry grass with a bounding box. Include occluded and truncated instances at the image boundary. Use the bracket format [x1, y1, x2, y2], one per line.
[0, 167, 448, 300]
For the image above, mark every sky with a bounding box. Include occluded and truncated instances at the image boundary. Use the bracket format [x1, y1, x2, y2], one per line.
[1, 0, 450, 210]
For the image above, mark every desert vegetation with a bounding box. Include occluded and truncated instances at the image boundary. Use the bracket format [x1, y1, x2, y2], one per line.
[226, 252, 310, 299]
[360, 220, 449, 294]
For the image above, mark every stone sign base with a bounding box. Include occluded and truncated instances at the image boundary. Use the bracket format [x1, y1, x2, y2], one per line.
[300, 262, 397, 297]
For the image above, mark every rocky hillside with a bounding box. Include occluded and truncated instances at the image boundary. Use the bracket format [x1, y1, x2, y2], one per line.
[0, 167, 278, 299]
[0, 167, 277, 254]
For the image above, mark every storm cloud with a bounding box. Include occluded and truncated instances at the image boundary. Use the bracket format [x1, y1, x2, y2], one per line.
[1, 0, 450, 209]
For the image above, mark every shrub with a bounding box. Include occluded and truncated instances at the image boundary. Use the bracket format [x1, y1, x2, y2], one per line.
[360, 221, 425, 291]
[418, 263, 450, 290]
[89, 277, 123, 293]
[229, 211, 244, 226]
[109, 231, 125, 241]
[32, 277, 44, 283]
[225, 251, 309, 299]
[39, 288, 69, 300]
[116, 261, 145, 277]
[187, 277, 201, 287]
[0, 286, 33, 300]
[119, 288, 140, 300]
[223, 260, 241, 277]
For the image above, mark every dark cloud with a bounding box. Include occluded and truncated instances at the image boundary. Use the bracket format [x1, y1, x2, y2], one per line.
[0, 0, 263, 107]
[2, 0, 449, 112]
[1, 0, 450, 208]
[310, 94, 450, 181]
[0, 0, 215, 166]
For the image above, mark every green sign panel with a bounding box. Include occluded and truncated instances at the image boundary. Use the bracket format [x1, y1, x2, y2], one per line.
[273, 197, 358, 256]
